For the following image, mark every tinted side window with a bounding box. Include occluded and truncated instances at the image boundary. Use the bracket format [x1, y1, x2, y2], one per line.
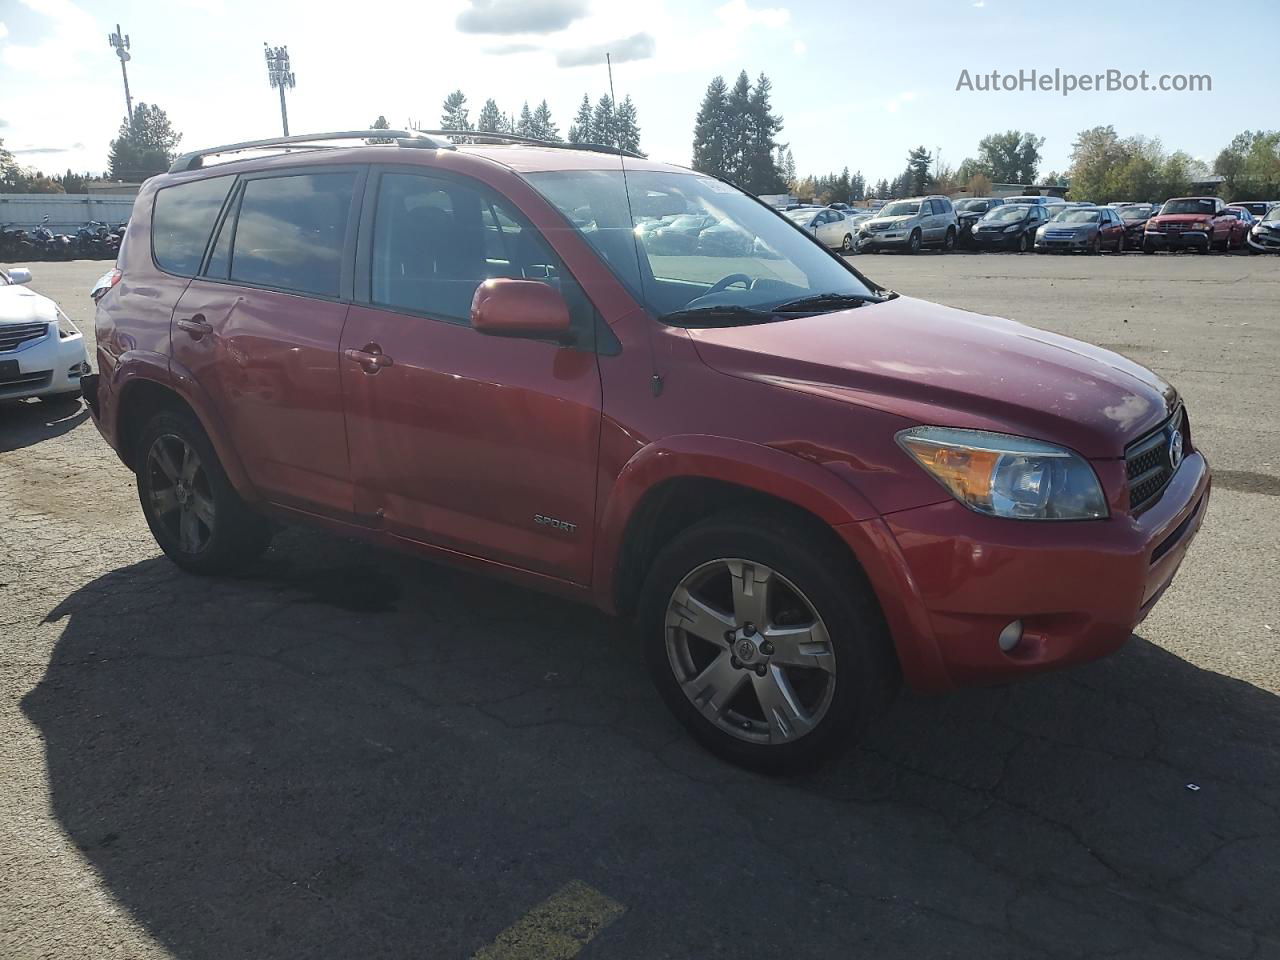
[230, 172, 356, 297]
[369, 172, 592, 331]
[152, 176, 234, 276]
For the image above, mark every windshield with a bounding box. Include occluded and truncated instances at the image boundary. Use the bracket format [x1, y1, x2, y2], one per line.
[954, 199, 991, 212]
[879, 201, 921, 217]
[1118, 204, 1153, 219]
[1160, 198, 1216, 216]
[1053, 210, 1101, 223]
[525, 169, 879, 323]
[784, 209, 817, 224]
[985, 205, 1029, 222]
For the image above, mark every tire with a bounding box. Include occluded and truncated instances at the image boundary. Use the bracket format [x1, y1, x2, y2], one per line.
[1017, 233, 1029, 253]
[135, 408, 272, 575]
[1143, 242, 1155, 254]
[907, 229, 922, 254]
[1089, 235, 1101, 255]
[637, 510, 898, 774]
[841, 234, 854, 253]
[942, 227, 956, 252]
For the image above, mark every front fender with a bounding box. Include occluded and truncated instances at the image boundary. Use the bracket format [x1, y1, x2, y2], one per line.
[592, 434, 879, 612]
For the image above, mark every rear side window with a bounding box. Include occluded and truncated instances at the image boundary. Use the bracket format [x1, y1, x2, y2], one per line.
[229, 172, 357, 297]
[151, 176, 234, 276]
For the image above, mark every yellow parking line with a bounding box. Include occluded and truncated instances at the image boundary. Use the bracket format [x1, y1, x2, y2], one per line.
[472, 880, 625, 960]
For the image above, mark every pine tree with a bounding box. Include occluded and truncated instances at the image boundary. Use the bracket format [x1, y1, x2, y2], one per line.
[743, 72, 785, 194]
[516, 102, 534, 137]
[476, 98, 503, 133]
[725, 71, 753, 185]
[784, 148, 797, 185]
[906, 145, 932, 194]
[440, 90, 473, 142]
[592, 94, 617, 148]
[615, 95, 642, 155]
[571, 94, 594, 143]
[531, 100, 560, 141]
[107, 103, 182, 181]
[691, 75, 730, 176]
[366, 115, 394, 144]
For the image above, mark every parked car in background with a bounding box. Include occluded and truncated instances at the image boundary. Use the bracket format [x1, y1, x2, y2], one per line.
[0, 266, 91, 402]
[971, 203, 1051, 253]
[1003, 195, 1068, 212]
[1143, 197, 1235, 253]
[1226, 201, 1273, 220]
[857, 195, 958, 254]
[1114, 203, 1157, 246]
[1035, 206, 1127, 254]
[954, 197, 1005, 246]
[1219, 207, 1254, 249]
[785, 206, 859, 252]
[646, 213, 720, 254]
[1247, 205, 1280, 252]
[83, 129, 1211, 771]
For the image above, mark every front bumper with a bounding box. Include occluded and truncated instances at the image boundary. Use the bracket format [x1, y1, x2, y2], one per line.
[1144, 231, 1210, 250]
[0, 325, 90, 400]
[839, 451, 1211, 692]
[1247, 229, 1280, 252]
[1035, 233, 1093, 251]
[973, 231, 1021, 249]
[858, 228, 913, 249]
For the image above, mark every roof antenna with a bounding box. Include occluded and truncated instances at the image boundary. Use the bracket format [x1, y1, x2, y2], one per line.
[607, 52, 662, 397]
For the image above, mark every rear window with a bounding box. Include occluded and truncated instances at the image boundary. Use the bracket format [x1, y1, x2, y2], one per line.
[229, 172, 357, 298]
[151, 176, 234, 276]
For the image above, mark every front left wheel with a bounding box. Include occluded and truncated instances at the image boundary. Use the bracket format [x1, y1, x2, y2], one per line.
[136, 408, 272, 575]
[841, 233, 855, 253]
[638, 511, 898, 773]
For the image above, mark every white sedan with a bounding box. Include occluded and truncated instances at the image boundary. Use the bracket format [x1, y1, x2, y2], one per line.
[784, 207, 859, 253]
[0, 267, 91, 402]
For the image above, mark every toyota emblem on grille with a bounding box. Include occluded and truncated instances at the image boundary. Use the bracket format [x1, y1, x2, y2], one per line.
[1168, 429, 1184, 470]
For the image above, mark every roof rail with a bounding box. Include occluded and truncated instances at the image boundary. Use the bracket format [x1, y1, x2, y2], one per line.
[168, 129, 456, 173]
[408, 129, 647, 161]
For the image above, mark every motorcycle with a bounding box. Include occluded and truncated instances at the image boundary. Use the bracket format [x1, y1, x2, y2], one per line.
[76, 221, 115, 259]
[0, 222, 35, 261]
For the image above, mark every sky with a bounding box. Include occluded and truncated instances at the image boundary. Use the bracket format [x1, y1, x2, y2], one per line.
[2, 0, 1277, 185]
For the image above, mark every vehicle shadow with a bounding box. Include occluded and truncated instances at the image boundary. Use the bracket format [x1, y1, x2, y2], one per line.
[0, 395, 89, 453]
[21, 528, 1280, 959]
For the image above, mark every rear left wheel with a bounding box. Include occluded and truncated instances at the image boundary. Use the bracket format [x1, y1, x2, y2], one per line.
[136, 409, 272, 575]
[638, 512, 898, 773]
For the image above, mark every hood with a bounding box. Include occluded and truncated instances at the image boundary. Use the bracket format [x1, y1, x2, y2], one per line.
[868, 215, 913, 227]
[0, 284, 57, 326]
[686, 296, 1176, 459]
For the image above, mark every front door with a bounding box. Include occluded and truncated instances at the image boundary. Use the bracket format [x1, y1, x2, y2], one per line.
[171, 168, 362, 516]
[339, 169, 603, 584]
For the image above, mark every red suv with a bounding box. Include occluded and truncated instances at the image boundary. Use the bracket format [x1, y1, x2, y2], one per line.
[84, 130, 1210, 771]
[1143, 197, 1238, 253]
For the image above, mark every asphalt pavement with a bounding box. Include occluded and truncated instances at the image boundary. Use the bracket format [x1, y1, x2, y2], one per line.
[2, 253, 1277, 959]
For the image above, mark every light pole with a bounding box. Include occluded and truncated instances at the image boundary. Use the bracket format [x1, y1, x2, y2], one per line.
[263, 44, 296, 137]
[108, 24, 133, 121]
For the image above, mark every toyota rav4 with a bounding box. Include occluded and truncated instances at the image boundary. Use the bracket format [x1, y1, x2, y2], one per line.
[84, 130, 1210, 771]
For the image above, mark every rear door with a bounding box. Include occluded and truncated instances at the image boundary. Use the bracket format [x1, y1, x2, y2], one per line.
[171, 167, 364, 516]
[338, 168, 603, 584]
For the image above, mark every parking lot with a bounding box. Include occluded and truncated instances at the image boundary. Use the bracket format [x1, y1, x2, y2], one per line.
[2, 254, 1277, 958]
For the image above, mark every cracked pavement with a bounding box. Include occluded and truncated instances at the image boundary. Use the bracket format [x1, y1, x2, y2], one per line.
[2, 256, 1278, 958]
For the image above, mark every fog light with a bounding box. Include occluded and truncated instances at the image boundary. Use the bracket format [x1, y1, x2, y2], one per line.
[998, 620, 1023, 653]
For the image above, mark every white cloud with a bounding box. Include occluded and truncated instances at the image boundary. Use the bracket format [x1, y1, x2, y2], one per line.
[792, 39, 807, 55]
[557, 32, 656, 68]
[972, 1, 985, 6]
[1, 0, 98, 73]
[0, 21, 9, 41]
[714, 0, 791, 30]
[885, 91, 918, 113]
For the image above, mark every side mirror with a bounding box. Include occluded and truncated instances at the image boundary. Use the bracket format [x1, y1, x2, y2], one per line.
[471, 278, 573, 342]
[6, 268, 32, 285]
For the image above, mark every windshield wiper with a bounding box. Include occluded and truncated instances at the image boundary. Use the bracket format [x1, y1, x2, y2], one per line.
[771, 292, 887, 314]
[658, 304, 782, 327]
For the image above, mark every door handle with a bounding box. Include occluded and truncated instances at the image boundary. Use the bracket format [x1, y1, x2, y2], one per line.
[176, 315, 212, 339]
[344, 343, 393, 374]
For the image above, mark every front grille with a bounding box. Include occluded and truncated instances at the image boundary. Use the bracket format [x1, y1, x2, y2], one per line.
[1125, 408, 1187, 511]
[1044, 230, 1078, 241]
[0, 322, 49, 352]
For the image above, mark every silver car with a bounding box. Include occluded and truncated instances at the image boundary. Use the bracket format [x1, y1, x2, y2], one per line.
[784, 206, 860, 252]
[857, 195, 958, 253]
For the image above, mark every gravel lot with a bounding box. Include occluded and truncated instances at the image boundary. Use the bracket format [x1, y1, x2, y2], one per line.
[2, 254, 1277, 959]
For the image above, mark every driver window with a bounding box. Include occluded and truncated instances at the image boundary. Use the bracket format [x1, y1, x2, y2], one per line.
[369, 172, 592, 331]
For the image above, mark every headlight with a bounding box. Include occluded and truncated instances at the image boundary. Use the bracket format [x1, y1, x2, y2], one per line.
[55, 307, 80, 339]
[1003, 223, 1021, 233]
[897, 426, 1108, 520]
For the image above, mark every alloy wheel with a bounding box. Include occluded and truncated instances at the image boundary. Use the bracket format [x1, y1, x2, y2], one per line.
[664, 559, 836, 745]
[145, 433, 215, 554]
